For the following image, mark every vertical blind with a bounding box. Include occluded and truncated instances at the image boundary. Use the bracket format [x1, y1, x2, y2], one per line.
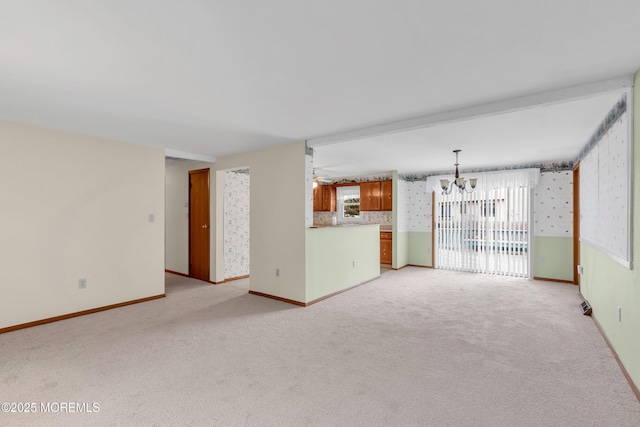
[430, 169, 538, 278]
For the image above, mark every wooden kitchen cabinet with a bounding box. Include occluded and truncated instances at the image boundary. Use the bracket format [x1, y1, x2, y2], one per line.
[380, 231, 392, 265]
[360, 181, 381, 211]
[313, 186, 322, 211]
[322, 185, 336, 211]
[381, 180, 392, 211]
[314, 185, 336, 212]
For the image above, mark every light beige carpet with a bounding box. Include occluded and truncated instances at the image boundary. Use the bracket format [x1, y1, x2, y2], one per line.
[1, 268, 639, 426]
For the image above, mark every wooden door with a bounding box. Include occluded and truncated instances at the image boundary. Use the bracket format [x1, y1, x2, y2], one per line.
[189, 169, 210, 281]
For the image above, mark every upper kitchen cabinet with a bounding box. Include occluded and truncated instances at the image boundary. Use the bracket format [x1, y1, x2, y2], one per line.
[322, 185, 336, 211]
[360, 181, 381, 211]
[314, 185, 336, 212]
[360, 180, 392, 211]
[313, 186, 322, 211]
[381, 180, 392, 211]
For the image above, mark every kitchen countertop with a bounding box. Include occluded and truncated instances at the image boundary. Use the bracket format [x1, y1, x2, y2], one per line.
[310, 223, 392, 231]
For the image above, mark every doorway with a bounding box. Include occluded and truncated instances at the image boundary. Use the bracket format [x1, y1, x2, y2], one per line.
[189, 168, 210, 281]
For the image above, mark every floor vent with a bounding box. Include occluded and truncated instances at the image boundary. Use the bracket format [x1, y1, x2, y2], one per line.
[581, 300, 592, 316]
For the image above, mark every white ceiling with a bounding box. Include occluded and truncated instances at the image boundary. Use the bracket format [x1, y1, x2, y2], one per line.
[312, 91, 625, 177]
[1, 1, 639, 173]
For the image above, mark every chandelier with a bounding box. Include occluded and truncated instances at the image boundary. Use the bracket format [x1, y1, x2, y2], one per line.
[440, 149, 477, 194]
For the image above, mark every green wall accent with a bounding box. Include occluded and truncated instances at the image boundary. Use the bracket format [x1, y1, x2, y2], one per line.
[396, 231, 409, 268]
[408, 232, 432, 267]
[581, 244, 640, 386]
[533, 236, 573, 281]
[305, 225, 380, 303]
[580, 70, 640, 389]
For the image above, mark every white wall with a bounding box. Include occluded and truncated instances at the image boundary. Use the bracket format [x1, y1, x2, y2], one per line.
[214, 141, 308, 302]
[0, 120, 165, 329]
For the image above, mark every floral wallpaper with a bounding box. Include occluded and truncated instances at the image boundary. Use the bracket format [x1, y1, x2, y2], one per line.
[576, 94, 626, 163]
[305, 154, 313, 228]
[404, 180, 432, 232]
[404, 160, 574, 183]
[397, 179, 409, 232]
[330, 174, 392, 185]
[597, 113, 629, 258]
[580, 145, 597, 246]
[533, 171, 573, 237]
[580, 110, 630, 262]
[224, 169, 250, 279]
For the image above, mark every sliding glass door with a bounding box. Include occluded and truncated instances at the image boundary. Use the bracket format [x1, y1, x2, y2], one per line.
[435, 185, 532, 278]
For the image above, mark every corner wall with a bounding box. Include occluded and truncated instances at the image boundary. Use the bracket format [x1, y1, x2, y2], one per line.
[0, 120, 165, 329]
[579, 71, 640, 389]
[214, 141, 308, 302]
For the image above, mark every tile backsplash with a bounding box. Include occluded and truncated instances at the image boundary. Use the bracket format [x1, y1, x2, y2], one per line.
[313, 211, 392, 226]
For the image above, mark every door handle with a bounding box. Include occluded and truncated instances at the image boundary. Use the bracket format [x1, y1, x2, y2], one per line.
[202, 224, 208, 229]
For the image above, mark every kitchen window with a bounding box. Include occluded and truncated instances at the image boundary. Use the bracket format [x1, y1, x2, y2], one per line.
[337, 186, 361, 222]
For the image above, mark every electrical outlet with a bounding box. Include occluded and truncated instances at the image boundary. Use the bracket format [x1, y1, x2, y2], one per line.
[618, 306, 622, 322]
[352, 260, 356, 268]
[148, 213, 155, 222]
[276, 268, 280, 277]
[79, 279, 87, 289]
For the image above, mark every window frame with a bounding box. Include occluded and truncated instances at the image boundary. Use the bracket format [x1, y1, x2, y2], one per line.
[337, 186, 362, 223]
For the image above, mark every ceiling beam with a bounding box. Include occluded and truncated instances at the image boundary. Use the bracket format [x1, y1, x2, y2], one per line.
[306, 75, 633, 147]
[165, 149, 216, 163]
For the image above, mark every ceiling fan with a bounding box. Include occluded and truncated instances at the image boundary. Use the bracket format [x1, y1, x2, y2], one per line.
[313, 171, 332, 188]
